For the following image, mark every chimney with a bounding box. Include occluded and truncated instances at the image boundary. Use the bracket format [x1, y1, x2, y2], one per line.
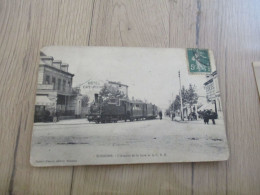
[40, 56, 53, 66]
[61, 63, 69, 72]
[94, 94, 99, 103]
[53, 60, 62, 69]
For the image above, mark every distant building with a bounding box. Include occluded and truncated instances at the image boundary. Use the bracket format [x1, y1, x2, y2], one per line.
[78, 80, 106, 103]
[78, 80, 128, 103]
[35, 53, 82, 121]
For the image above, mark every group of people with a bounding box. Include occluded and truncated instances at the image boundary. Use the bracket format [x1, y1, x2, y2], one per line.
[165, 109, 217, 125]
[34, 108, 60, 123]
[198, 109, 217, 125]
[188, 112, 197, 121]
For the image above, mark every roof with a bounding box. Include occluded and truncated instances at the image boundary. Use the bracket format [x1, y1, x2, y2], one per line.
[108, 81, 128, 87]
[128, 100, 146, 104]
[39, 64, 74, 77]
[53, 60, 62, 63]
[40, 56, 53, 60]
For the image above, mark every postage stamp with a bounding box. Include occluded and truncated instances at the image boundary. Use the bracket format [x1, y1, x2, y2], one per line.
[187, 48, 211, 74]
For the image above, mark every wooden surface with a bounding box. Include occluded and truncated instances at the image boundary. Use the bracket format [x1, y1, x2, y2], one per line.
[0, 0, 260, 194]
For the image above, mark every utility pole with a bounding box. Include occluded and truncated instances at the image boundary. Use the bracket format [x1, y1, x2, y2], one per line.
[213, 99, 218, 117]
[178, 71, 184, 120]
[171, 92, 173, 111]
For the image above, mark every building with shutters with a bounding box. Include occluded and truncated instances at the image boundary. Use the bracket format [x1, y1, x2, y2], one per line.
[34, 52, 83, 121]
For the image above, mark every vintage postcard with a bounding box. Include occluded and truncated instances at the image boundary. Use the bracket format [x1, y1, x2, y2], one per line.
[30, 46, 229, 166]
[253, 62, 260, 97]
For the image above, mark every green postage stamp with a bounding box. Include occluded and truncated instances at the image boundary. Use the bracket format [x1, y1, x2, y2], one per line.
[187, 48, 211, 74]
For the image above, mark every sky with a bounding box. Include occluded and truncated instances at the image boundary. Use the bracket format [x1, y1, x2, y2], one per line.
[42, 46, 215, 110]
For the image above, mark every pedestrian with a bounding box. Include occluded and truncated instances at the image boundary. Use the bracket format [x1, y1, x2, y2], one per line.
[203, 110, 209, 124]
[210, 110, 216, 125]
[171, 112, 175, 121]
[44, 110, 51, 122]
[159, 111, 162, 120]
[212, 117, 215, 125]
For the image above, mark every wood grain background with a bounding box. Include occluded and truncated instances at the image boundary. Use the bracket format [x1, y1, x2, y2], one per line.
[0, 0, 259, 194]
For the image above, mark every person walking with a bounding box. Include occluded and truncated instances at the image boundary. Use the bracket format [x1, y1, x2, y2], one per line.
[159, 111, 162, 120]
[44, 110, 51, 122]
[210, 110, 216, 125]
[171, 112, 175, 121]
[203, 110, 209, 124]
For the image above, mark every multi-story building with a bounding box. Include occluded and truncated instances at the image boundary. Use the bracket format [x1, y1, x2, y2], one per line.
[35, 53, 82, 121]
[203, 70, 223, 118]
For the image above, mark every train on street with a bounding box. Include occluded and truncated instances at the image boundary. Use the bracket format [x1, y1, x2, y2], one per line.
[87, 94, 158, 123]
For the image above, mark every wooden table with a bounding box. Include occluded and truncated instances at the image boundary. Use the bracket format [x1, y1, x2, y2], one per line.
[0, 0, 259, 194]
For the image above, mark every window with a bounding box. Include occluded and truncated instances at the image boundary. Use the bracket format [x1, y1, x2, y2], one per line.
[58, 79, 61, 90]
[35, 105, 40, 112]
[63, 80, 66, 91]
[45, 75, 50, 84]
[52, 77, 56, 89]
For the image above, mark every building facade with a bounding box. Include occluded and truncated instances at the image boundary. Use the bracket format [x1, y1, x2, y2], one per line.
[35, 53, 82, 121]
[203, 70, 223, 118]
[78, 80, 106, 103]
[78, 80, 129, 103]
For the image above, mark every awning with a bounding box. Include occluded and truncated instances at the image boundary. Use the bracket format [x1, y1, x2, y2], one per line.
[35, 96, 54, 106]
[197, 103, 215, 111]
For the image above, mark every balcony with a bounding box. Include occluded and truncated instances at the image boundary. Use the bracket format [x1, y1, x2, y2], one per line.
[37, 84, 73, 95]
[37, 84, 54, 90]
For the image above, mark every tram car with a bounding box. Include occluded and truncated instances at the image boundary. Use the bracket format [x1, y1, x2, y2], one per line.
[88, 94, 158, 123]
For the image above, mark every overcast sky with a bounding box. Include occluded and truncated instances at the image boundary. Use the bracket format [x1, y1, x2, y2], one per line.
[42, 46, 215, 110]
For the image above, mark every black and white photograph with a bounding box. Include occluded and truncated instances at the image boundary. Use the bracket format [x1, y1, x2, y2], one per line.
[30, 46, 229, 166]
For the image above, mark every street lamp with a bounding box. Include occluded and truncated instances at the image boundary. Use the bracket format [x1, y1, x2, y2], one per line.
[178, 71, 184, 120]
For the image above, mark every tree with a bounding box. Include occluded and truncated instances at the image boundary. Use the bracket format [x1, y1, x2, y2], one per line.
[171, 87, 187, 112]
[173, 95, 181, 111]
[99, 83, 127, 103]
[186, 84, 198, 106]
[170, 84, 198, 112]
[181, 86, 188, 105]
[81, 95, 89, 107]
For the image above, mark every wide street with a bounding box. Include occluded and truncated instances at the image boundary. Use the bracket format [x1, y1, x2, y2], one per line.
[31, 117, 229, 166]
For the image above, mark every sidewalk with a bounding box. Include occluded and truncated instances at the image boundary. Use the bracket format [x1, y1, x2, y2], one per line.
[164, 116, 224, 126]
[34, 118, 90, 126]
